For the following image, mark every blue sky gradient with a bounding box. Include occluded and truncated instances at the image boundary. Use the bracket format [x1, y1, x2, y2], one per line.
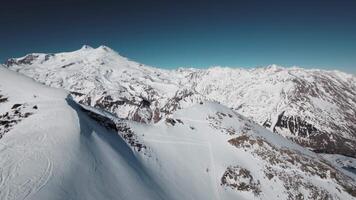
[1, 0, 355, 73]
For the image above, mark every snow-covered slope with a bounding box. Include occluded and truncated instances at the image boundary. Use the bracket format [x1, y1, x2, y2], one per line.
[1, 67, 356, 200]
[5, 45, 356, 158]
[0, 67, 165, 200]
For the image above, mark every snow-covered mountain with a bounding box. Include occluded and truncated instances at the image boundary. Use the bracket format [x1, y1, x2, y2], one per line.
[1, 66, 356, 200]
[5, 45, 356, 159]
[4, 45, 202, 123]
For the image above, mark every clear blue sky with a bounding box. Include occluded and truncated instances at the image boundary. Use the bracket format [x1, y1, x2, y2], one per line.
[1, 0, 355, 73]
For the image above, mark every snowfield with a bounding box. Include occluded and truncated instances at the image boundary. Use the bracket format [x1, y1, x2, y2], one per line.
[1, 66, 356, 200]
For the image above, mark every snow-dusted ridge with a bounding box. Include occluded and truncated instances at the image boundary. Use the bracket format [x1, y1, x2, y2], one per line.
[4, 45, 356, 158]
[1, 66, 356, 200]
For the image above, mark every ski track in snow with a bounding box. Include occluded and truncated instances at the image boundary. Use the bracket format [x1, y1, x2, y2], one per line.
[0, 102, 57, 200]
[24, 153, 53, 200]
[0, 147, 53, 200]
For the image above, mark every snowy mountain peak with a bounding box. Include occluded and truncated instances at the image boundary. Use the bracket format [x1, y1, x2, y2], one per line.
[266, 64, 282, 69]
[97, 45, 113, 51]
[80, 45, 113, 52]
[80, 44, 94, 50]
[77, 45, 118, 55]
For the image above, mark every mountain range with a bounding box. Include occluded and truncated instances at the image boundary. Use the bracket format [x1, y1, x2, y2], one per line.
[1, 45, 355, 200]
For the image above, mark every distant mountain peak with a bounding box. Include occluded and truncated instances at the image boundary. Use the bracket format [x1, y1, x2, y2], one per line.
[266, 64, 282, 69]
[97, 45, 112, 51]
[79, 44, 114, 52]
[80, 44, 94, 50]
[80, 45, 114, 53]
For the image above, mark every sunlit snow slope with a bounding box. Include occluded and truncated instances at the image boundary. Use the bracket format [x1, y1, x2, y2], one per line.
[0, 67, 164, 200]
[1, 67, 356, 200]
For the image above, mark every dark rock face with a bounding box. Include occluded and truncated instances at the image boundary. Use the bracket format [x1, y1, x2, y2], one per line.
[44, 54, 55, 61]
[94, 95, 127, 110]
[165, 118, 176, 126]
[76, 92, 139, 119]
[221, 166, 261, 195]
[11, 104, 23, 109]
[128, 88, 203, 124]
[132, 106, 153, 123]
[5, 54, 39, 67]
[298, 134, 356, 158]
[161, 88, 195, 114]
[70, 91, 85, 97]
[116, 122, 147, 152]
[271, 111, 356, 158]
[0, 104, 35, 139]
[262, 119, 272, 128]
[79, 104, 147, 152]
[61, 62, 75, 69]
[132, 99, 155, 123]
[140, 99, 151, 107]
[0, 93, 8, 103]
[273, 111, 318, 138]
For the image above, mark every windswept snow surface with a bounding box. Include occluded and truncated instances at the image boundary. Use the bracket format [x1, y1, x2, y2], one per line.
[1, 67, 356, 199]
